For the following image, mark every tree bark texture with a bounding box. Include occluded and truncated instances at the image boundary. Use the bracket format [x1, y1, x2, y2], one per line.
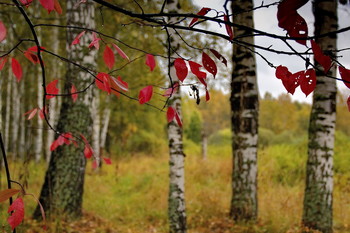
[302, 1, 338, 232]
[34, 0, 97, 219]
[230, 0, 259, 222]
[166, 0, 186, 232]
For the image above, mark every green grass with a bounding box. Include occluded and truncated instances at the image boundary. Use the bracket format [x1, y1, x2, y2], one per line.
[0, 133, 349, 232]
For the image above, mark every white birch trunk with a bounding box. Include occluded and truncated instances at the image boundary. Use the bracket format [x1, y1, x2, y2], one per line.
[35, 71, 43, 163]
[302, 1, 337, 232]
[91, 90, 100, 167]
[166, 1, 186, 232]
[100, 107, 111, 155]
[230, 0, 259, 221]
[18, 81, 26, 159]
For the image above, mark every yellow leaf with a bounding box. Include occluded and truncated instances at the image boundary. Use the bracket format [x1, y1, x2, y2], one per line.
[0, 189, 20, 203]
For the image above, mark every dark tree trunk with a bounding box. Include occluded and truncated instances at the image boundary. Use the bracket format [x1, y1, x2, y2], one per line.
[34, 0, 97, 219]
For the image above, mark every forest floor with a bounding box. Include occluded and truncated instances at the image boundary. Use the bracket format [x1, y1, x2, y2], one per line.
[1, 143, 350, 233]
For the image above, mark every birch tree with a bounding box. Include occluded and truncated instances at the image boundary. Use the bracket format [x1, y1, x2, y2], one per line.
[166, 0, 186, 231]
[302, 0, 338, 232]
[34, 1, 97, 218]
[230, 0, 259, 222]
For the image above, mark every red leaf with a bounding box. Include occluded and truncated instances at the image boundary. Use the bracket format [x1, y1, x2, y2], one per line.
[24, 51, 39, 64]
[311, 40, 332, 73]
[7, 198, 24, 230]
[224, 14, 234, 40]
[167, 106, 176, 123]
[210, 49, 227, 67]
[71, 31, 86, 46]
[95, 72, 111, 94]
[109, 76, 128, 97]
[27, 46, 45, 52]
[145, 54, 156, 71]
[19, 0, 33, 7]
[189, 7, 211, 27]
[46, 79, 59, 99]
[189, 61, 206, 79]
[138, 85, 153, 104]
[300, 69, 316, 97]
[103, 45, 115, 70]
[282, 70, 302, 95]
[39, 107, 46, 120]
[0, 56, 7, 71]
[174, 58, 188, 82]
[202, 52, 217, 78]
[112, 43, 129, 61]
[84, 145, 93, 159]
[163, 82, 179, 97]
[24, 108, 38, 120]
[205, 89, 210, 101]
[0, 21, 7, 42]
[54, 0, 62, 14]
[71, 85, 78, 102]
[175, 110, 183, 128]
[277, 0, 309, 45]
[339, 66, 350, 89]
[39, 0, 55, 13]
[80, 134, 89, 144]
[88, 32, 101, 50]
[275, 65, 291, 80]
[11, 58, 23, 82]
[347, 96, 350, 112]
[103, 157, 112, 165]
[92, 160, 98, 169]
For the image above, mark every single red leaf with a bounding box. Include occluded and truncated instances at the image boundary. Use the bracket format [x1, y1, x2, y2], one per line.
[311, 40, 332, 73]
[24, 51, 39, 64]
[80, 134, 89, 145]
[71, 84, 78, 102]
[205, 89, 210, 101]
[145, 54, 156, 71]
[112, 43, 129, 61]
[7, 197, 24, 230]
[39, 107, 46, 120]
[282, 71, 302, 95]
[347, 96, 350, 112]
[174, 58, 188, 82]
[224, 14, 234, 40]
[50, 134, 65, 151]
[202, 52, 217, 78]
[189, 7, 211, 27]
[88, 32, 101, 50]
[0, 21, 7, 42]
[54, 0, 62, 14]
[163, 82, 179, 97]
[189, 61, 207, 79]
[92, 160, 98, 169]
[0, 56, 7, 71]
[19, 0, 33, 7]
[24, 108, 38, 120]
[46, 79, 59, 99]
[84, 145, 93, 159]
[11, 58, 23, 82]
[339, 66, 350, 89]
[167, 106, 176, 123]
[300, 69, 316, 97]
[175, 110, 183, 128]
[39, 0, 55, 13]
[210, 49, 227, 67]
[103, 45, 115, 70]
[138, 85, 153, 104]
[95, 72, 111, 94]
[71, 31, 86, 46]
[27, 46, 45, 52]
[103, 157, 112, 165]
[109, 76, 128, 96]
[275, 65, 291, 80]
